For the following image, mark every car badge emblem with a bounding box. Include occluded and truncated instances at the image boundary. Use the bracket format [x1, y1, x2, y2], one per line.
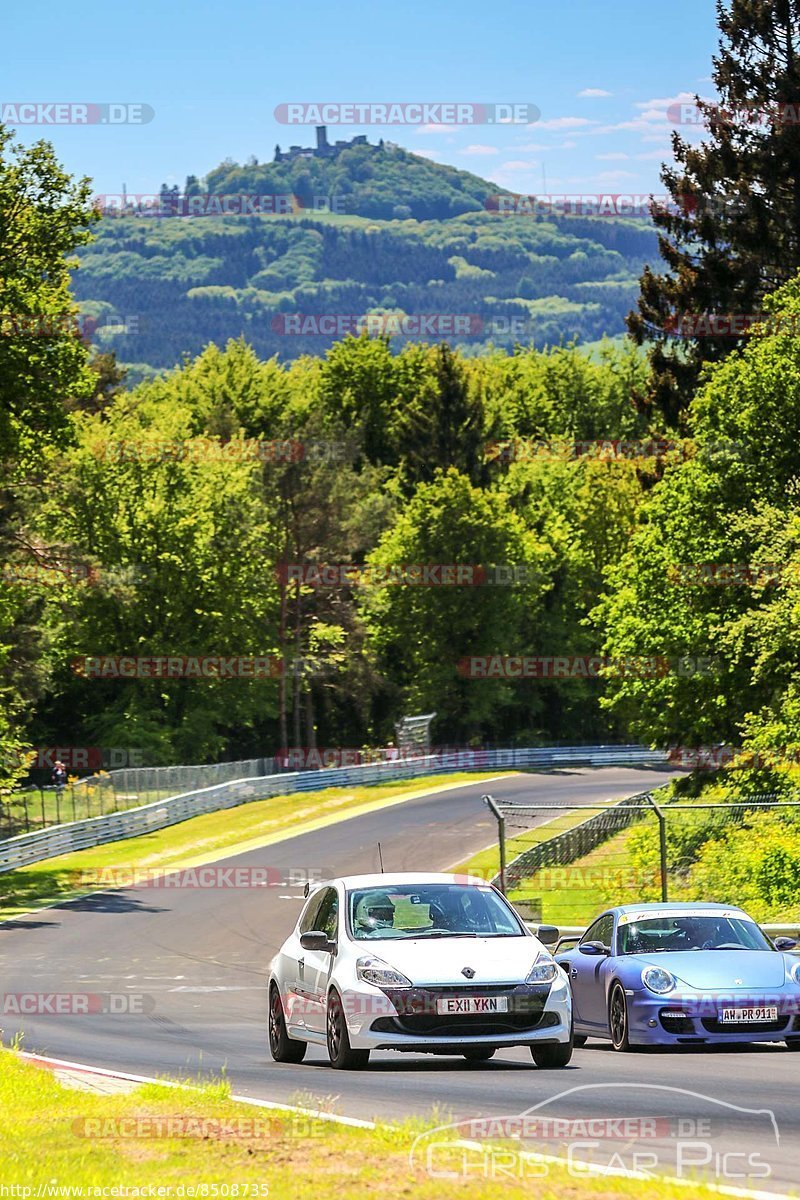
[461, 966, 476, 979]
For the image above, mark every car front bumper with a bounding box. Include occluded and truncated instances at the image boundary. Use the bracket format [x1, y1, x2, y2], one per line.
[341, 977, 572, 1051]
[624, 990, 800, 1045]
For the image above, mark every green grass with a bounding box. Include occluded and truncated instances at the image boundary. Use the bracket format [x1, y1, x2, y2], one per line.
[0, 771, 507, 921]
[0, 1049, 725, 1198]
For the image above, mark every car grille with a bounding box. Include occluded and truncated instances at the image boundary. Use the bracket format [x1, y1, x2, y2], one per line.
[660, 1011, 695, 1035]
[372, 982, 554, 1036]
[700, 1016, 791, 1034]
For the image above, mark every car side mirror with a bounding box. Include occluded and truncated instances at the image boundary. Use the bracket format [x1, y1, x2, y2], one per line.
[579, 940, 611, 957]
[536, 924, 560, 946]
[300, 931, 336, 953]
[774, 936, 798, 951]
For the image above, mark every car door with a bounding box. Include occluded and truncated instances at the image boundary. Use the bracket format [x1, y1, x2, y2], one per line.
[302, 886, 339, 1035]
[568, 913, 615, 1030]
[285, 888, 326, 1030]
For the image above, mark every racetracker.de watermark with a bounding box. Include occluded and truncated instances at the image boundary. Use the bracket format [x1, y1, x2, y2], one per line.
[1, 992, 153, 1015]
[274, 102, 539, 125]
[71, 1115, 324, 1140]
[276, 563, 535, 587]
[0, 312, 140, 339]
[0, 102, 154, 125]
[70, 656, 283, 680]
[271, 313, 483, 338]
[663, 313, 800, 338]
[70, 865, 332, 889]
[95, 437, 350, 464]
[668, 563, 800, 586]
[667, 100, 800, 127]
[457, 655, 719, 679]
[1, 562, 99, 587]
[7, 746, 145, 771]
[94, 193, 347, 217]
[485, 437, 682, 463]
[487, 193, 687, 218]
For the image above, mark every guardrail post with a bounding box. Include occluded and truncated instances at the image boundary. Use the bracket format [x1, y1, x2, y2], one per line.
[484, 794, 506, 894]
[644, 791, 668, 902]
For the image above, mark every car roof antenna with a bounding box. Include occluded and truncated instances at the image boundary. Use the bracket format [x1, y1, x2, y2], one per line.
[377, 842, 385, 873]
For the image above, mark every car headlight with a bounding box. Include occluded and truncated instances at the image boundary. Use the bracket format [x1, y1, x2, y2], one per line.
[789, 961, 800, 985]
[527, 954, 559, 984]
[642, 966, 677, 995]
[356, 956, 413, 988]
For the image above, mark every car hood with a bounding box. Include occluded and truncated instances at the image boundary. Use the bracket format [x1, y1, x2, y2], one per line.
[631, 950, 787, 990]
[359, 936, 541, 985]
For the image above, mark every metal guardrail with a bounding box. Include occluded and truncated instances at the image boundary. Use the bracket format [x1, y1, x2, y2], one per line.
[0, 744, 668, 874]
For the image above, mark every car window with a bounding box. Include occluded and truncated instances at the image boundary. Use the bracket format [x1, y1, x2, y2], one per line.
[299, 889, 326, 934]
[618, 914, 771, 954]
[581, 913, 613, 949]
[316, 888, 339, 940]
[347, 884, 525, 940]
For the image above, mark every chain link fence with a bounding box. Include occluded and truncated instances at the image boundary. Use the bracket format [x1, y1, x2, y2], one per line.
[484, 792, 800, 930]
[2, 758, 275, 837]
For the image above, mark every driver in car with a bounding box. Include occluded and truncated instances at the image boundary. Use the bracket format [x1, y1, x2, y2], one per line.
[355, 891, 396, 936]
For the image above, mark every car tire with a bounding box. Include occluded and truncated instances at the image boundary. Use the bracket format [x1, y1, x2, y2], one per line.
[531, 1030, 573, 1068]
[268, 985, 307, 1063]
[609, 982, 632, 1051]
[326, 989, 370, 1070]
[462, 1048, 496, 1062]
[573, 1034, 588, 1047]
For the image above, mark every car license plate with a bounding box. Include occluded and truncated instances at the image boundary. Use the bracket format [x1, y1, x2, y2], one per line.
[436, 995, 509, 1015]
[719, 1007, 778, 1023]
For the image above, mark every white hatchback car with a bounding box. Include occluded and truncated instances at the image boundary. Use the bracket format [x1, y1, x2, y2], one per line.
[268, 872, 573, 1069]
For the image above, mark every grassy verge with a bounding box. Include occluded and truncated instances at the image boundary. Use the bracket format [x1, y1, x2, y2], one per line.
[0, 772, 507, 921]
[0, 1050, 722, 1199]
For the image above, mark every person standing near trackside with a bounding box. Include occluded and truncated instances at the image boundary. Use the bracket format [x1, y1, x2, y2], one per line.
[51, 760, 67, 797]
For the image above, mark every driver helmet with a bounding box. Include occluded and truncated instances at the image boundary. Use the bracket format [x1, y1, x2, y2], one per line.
[355, 891, 396, 933]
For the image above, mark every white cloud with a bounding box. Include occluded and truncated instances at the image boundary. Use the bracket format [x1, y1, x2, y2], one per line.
[578, 88, 612, 98]
[516, 140, 576, 151]
[596, 152, 630, 161]
[413, 123, 451, 136]
[635, 91, 700, 111]
[596, 169, 638, 182]
[536, 116, 597, 130]
[461, 144, 500, 155]
[635, 148, 670, 160]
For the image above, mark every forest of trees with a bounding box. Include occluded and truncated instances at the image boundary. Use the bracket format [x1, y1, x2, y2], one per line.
[76, 174, 657, 381]
[6, 1, 800, 806]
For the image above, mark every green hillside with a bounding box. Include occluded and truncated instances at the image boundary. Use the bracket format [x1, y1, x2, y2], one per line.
[74, 141, 659, 379]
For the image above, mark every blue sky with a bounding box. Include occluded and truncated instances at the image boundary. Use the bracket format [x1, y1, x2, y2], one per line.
[3, 0, 721, 198]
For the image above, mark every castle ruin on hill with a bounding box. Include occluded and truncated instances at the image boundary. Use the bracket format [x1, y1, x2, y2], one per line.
[273, 125, 382, 164]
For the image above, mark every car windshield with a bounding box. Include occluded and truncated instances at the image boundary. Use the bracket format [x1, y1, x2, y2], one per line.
[347, 884, 525, 940]
[618, 914, 772, 955]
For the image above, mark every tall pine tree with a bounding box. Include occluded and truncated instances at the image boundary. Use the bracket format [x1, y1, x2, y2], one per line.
[629, 0, 800, 425]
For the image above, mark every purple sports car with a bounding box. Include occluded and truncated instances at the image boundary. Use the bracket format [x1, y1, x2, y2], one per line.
[555, 902, 800, 1049]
